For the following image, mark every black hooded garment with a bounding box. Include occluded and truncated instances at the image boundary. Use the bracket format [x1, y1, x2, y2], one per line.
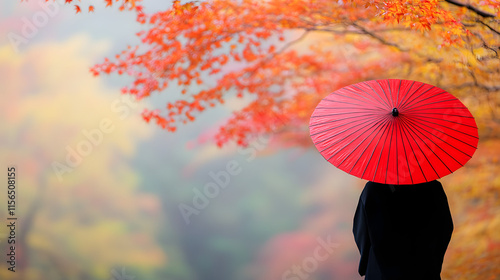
[353, 180, 453, 280]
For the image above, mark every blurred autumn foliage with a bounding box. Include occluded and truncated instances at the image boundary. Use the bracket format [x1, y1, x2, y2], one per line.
[20, 0, 500, 279]
[0, 38, 165, 280]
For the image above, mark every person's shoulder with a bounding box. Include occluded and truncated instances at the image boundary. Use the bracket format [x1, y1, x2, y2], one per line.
[364, 181, 390, 190]
[407, 180, 447, 199]
[425, 179, 442, 187]
[423, 180, 444, 192]
[360, 181, 388, 201]
[362, 180, 443, 194]
[429, 180, 447, 197]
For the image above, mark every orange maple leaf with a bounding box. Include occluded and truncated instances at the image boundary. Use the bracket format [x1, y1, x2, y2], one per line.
[89, 5, 95, 12]
[74, 5, 81, 13]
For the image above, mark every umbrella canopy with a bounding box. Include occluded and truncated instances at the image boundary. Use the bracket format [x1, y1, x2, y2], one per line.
[309, 79, 479, 185]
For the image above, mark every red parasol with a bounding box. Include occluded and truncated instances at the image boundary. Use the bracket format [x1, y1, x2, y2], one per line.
[309, 79, 479, 185]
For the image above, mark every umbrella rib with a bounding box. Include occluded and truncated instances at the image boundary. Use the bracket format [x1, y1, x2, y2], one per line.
[348, 84, 391, 110]
[399, 116, 476, 157]
[361, 83, 392, 110]
[321, 99, 373, 107]
[376, 80, 394, 108]
[407, 112, 475, 119]
[398, 118, 429, 182]
[398, 82, 424, 110]
[309, 113, 381, 128]
[396, 79, 401, 110]
[403, 96, 455, 112]
[396, 80, 416, 108]
[384, 117, 396, 184]
[323, 118, 386, 157]
[322, 98, 379, 108]
[388, 80, 394, 108]
[397, 118, 414, 184]
[360, 116, 393, 180]
[401, 91, 447, 110]
[404, 114, 479, 139]
[399, 86, 435, 112]
[407, 107, 469, 112]
[395, 116, 399, 185]
[310, 115, 378, 137]
[402, 116, 464, 167]
[400, 116, 453, 174]
[318, 117, 385, 151]
[334, 88, 388, 111]
[407, 114, 478, 129]
[315, 106, 385, 112]
[334, 115, 392, 167]
[367, 81, 392, 109]
[402, 116, 477, 151]
[399, 118, 441, 178]
[371, 117, 393, 182]
[310, 112, 381, 118]
[347, 116, 391, 174]
[400, 84, 434, 111]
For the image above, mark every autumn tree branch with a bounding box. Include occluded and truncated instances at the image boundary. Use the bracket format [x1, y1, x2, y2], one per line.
[477, 20, 500, 36]
[446, 82, 500, 92]
[275, 30, 310, 56]
[350, 23, 409, 51]
[444, 0, 496, 18]
[470, 31, 499, 59]
[310, 23, 448, 64]
[246, 30, 310, 75]
[305, 26, 411, 34]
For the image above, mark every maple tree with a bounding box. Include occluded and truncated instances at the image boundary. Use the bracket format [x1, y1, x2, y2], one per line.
[80, 0, 500, 148]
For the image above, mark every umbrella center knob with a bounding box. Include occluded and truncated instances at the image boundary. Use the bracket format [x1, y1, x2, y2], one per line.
[392, 108, 399, 117]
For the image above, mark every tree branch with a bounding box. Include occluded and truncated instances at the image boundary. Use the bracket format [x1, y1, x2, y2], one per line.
[477, 20, 500, 36]
[305, 26, 411, 34]
[444, 0, 496, 18]
[314, 24, 447, 63]
[446, 82, 500, 92]
[275, 30, 310, 56]
[470, 31, 499, 58]
[351, 23, 409, 52]
[243, 30, 310, 78]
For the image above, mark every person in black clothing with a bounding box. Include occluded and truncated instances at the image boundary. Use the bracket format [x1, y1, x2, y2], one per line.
[353, 180, 453, 280]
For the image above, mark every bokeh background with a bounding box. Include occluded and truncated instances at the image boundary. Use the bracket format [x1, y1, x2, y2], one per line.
[1, 1, 499, 280]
